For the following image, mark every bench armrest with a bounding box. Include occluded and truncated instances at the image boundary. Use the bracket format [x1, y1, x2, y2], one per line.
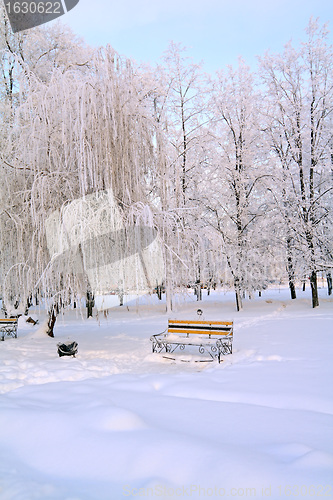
[150, 329, 167, 342]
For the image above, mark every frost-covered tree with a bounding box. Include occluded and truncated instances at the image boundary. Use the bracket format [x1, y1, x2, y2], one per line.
[204, 60, 271, 310]
[160, 43, 209, 207]
[259, 19, 333, 307]
[154, 43, 212, 302]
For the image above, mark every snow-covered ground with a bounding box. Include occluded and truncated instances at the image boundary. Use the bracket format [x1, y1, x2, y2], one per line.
[0, 287, 332, 500]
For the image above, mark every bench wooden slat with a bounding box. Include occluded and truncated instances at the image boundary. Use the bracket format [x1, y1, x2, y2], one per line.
[168, 320, 233, 326]
[168, 328, 232, 336]
[168, 324, 232, 329]
[168, 319, 233, 337]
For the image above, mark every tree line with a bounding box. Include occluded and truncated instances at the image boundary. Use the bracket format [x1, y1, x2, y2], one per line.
[0, 8, 332, 331]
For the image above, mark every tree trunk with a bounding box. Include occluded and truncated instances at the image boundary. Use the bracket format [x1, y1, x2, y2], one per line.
[326, 272, 332, 296]
[234, 278, 242, 312]
[25, 294, 33, 315]
[305, 227, 319, 308]
[196, 283, 202, 301]
[2, 301, 8, 318]
[46, 307, 56, 337]
[310, 270, 319, 308]
[86, 290, 94, 318]
[288, 280, 297, 300]
[165, 280, 173, 313]
[195, 264, 202, 301]
[235, 290, 242, 312]
[286, 237, 296, 299]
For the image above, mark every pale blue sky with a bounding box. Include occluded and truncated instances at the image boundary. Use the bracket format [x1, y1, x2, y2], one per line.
[56, 0, 333, 73]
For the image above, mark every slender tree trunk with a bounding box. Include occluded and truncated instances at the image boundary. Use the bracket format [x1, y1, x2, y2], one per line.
[309, 270, 319, 308]
[46, 307, 57, 337]
[24, 294, 33, 315]
[195, 264, 202, 301]
[2, 300, 8, 318]
[327, 272, 332, 296]
[225, 253, 243, 312]
[286, 237, 296, 299]
[309, 93, 319, 308]
[234, 182, 245, 311]
[196, 282, 202, 301]
[288, 280, 296, 300]
[305, 230, 319, 308]
[296, 109, 319, 308]
[235, 290, 242, 312]
[165, 280, 173, 313]
[234, 277, 242, 312]
[86, 290, 94, 318]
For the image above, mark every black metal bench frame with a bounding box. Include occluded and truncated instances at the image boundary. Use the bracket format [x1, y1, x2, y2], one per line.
[0, 318, 18, 341]
[150, 319, 233, 363]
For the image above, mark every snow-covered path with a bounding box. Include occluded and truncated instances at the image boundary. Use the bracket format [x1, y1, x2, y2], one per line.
[0, 288, 332, 499]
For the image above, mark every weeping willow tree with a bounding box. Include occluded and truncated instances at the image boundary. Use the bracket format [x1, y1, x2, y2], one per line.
[0, 44, 167, 332]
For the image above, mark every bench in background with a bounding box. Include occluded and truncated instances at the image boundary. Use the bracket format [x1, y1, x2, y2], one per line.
[0, 318, 18, 341]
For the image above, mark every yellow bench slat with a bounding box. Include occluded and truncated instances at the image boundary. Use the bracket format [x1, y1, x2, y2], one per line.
[168, 328, 232, 336]
[169, 320, 233, 326]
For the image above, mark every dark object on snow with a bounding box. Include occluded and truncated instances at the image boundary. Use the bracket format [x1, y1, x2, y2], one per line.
[26, 316, 38, 325]
[57, 341, 78, 357]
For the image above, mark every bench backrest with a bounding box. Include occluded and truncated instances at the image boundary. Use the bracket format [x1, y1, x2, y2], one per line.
[168, 319, 233, 337]
[0, 318, 18, 325]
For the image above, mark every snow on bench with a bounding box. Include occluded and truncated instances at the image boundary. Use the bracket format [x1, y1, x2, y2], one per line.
[0, 318, 18, 341]
[150, 315, 233, 363]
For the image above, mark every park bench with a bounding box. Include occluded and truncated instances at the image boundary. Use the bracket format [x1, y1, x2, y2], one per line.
[0, 318, 18, 341]
[150, 314, 233, 363]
